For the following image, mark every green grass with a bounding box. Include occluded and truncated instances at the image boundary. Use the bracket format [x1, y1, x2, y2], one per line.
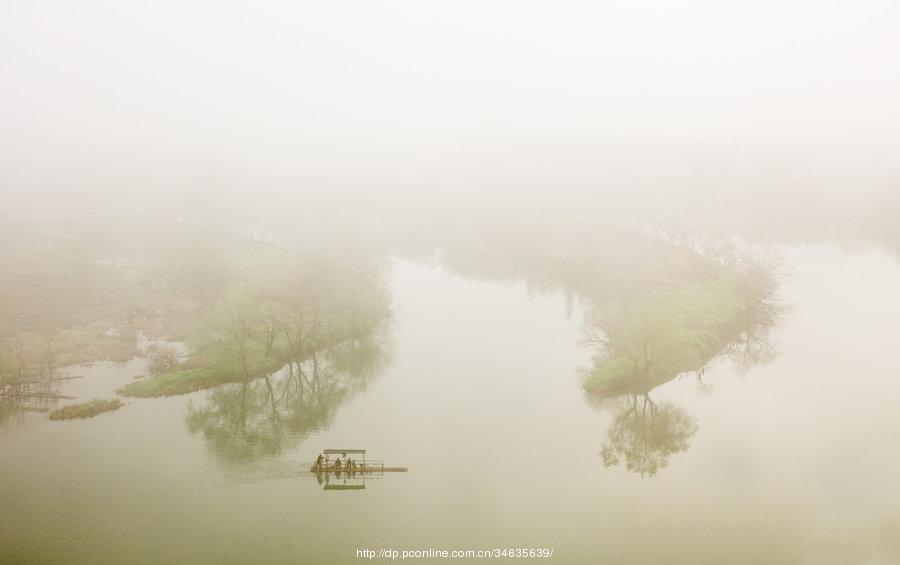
[583, 279, 748, 395]
[49, 399, 124, 420]
[118, 366, 239, 397]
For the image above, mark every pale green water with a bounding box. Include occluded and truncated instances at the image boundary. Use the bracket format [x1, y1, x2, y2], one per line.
[3, 246, 900, 564]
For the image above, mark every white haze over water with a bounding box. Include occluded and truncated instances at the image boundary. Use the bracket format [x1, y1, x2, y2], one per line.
[4, 6, 900, 562]
[1, 0, 898, 209]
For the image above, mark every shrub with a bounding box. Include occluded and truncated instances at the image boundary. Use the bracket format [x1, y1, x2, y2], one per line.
[49, 399, 124, 420]
[147, 345, 180, 376]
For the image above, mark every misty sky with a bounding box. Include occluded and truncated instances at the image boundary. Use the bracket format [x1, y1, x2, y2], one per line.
[2, 0, 899, 203]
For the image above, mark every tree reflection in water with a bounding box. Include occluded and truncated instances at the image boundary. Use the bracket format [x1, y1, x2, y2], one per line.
[185, 334, 389, 464]
[415, 220, 787, 477]
[590, 394, 697, 477]
[582, 245, 784, 476]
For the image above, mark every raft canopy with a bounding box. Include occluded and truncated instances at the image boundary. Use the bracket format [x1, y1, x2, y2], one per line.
[323, 449, 366, 455]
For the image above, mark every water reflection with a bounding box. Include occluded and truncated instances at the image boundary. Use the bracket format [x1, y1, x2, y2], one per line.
[582, 248, 783, 475]
[0, 209, 399, 475]
[0, 212, 249, 421]
[591, 394, 697, 477]
[1, 210, 784, 479]
[314, 470, 370, 491]
[421, 221, 785, 476]
[185, 335, 390, 464]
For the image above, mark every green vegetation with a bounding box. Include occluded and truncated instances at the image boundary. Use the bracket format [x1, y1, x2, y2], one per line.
[48, 399, 124, 420]
[423, 220, 784, 475]
[119, 366, 235, 397]
[582, 279, 748, 395]
[146, 345, 180, 376]
[1, 324, 139, 387]
[184, 334, 389, 464]
[580, 239, 783, 397]
[1, 211, 391, 418]
[599, 394, 698, 477]
[119, 257, 391, 399]
[0, 211, 234, 386]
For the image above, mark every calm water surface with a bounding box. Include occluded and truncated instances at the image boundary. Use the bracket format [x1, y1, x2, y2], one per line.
[2, 245, 900, 564]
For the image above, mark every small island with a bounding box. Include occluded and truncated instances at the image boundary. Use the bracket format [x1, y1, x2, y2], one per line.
[48, 399, 125, 421]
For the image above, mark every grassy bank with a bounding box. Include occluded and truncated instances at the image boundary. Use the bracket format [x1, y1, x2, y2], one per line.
[118, 366, 239, 397]
[582, 279, 749, 396]
[49, 399, 124, 420]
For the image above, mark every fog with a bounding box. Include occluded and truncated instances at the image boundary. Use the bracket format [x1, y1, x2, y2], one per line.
[3, 0, 899, 211]
[4, 3, 900, 564]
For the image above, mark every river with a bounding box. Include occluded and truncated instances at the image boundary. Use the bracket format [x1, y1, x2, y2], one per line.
[2, 243, 900, 564]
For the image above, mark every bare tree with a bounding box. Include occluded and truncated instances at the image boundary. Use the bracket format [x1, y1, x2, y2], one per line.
[201, 287, 261, 381]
